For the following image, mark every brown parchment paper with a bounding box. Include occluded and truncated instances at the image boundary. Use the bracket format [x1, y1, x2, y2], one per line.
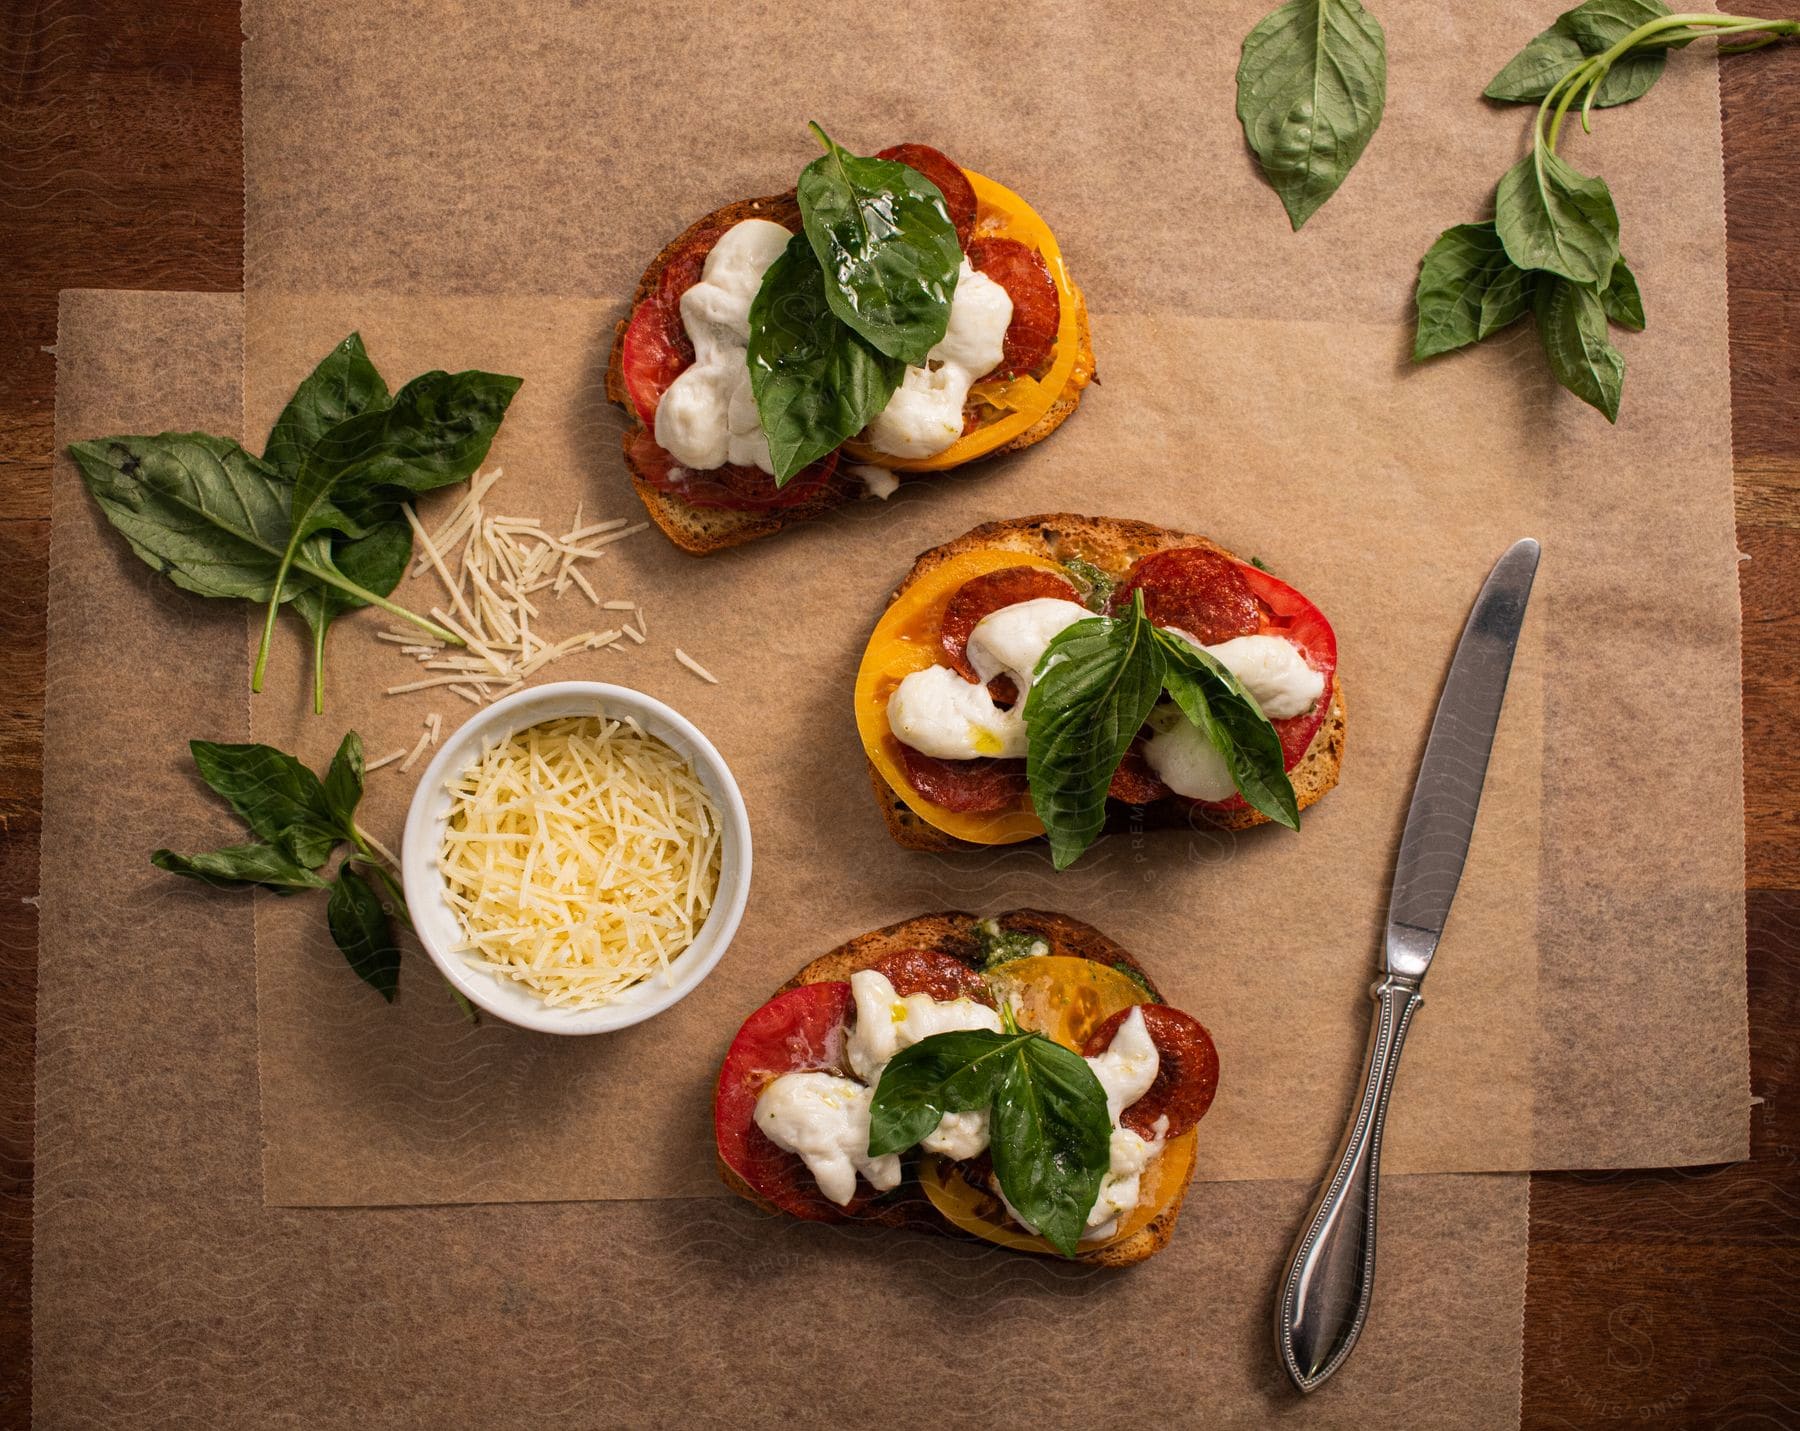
[38, 287, 1531, 1430]
[237, 0, 1747, 1207]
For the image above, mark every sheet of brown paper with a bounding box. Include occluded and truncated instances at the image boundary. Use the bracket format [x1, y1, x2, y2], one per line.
[40, 287, 1529, 1429]
[235, 0, 1746, 1206]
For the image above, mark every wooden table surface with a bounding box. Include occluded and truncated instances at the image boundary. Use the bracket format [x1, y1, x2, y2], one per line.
[2, 4, 1795, 1425]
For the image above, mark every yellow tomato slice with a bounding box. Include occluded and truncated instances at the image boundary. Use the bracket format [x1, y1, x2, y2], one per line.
[843, 168, 1088, 472]
[853, 548, 1065, 845]
[920, 956, 1194, 1256]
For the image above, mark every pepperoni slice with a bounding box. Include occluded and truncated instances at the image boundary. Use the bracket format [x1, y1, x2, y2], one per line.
[619, 226, 723, 427]
[869, 948, 993, 1005]
[714, 981, 886, 1222]
[1083, 1005, 1220, 1141]
[897, 746, 1028, 814]
[876, 144, 977, 246]
[626, 429, 842, 512]
[1107, 742, 1170, 805]
[966, 237, 1060, 380]
[1111, 547, 1261, 647]
[939, 566, 1080, 682]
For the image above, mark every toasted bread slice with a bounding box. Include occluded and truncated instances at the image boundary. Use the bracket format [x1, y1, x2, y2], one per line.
[605, 194, 1096, 556]
[715, 908, 1193, 1268]
[864, 515, 1347, 852]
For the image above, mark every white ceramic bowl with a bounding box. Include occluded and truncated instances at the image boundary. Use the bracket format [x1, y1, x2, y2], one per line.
[401, 680, 751, 1035]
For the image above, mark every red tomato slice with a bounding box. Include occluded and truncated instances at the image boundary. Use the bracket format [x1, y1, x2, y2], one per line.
[869, 948, 993, 1005]
[897, 746, 1028, 814]
[966, 237, 1060, 380]
[626, 429, 842, 512]
[1111, 547, 1261, 646]
[938, 565, 1080, 681]
[1082, 1005, 1220, 1140]
[876, 143, 977, 245]
[1242, 563, 1338, 771]
[619, 227, 722, 427]
[714, 981, 884, 1222]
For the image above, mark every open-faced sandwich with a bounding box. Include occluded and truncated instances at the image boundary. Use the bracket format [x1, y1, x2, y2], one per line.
[606, 126, 1094, 554]
[714, 910, 1218, 1265]
[855, 515, 1344, 867]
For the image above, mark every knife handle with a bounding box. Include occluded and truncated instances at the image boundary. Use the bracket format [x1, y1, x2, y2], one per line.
[1275, 973, 1424, 1394]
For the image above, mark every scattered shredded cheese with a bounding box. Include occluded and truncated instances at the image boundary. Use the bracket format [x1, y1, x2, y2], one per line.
[383, 467, 650, 704]
[675, 648, 720, 685]
[366, 747, 408, 773]
[438, 714, 723, 1010]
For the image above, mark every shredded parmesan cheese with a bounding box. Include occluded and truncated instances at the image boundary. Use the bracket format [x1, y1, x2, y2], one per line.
[675, 648, 720, 685]
[385, 468, 650, 703]
[438, 714, 723, 1010]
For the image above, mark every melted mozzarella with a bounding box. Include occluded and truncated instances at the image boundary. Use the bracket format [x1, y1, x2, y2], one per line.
[846, 969, 1001, 1084]
[1081, 1008, 1168, 1242]
[1141, 701, 1235, 801]
[753, 1071, 902, 1206]
[885, 597, 1090, 760]
[654, 219, 791, 474]
[1085, 1004, 1161, 1124]
[865, 261, 1012, 459]
[886, 664, 1021, 759]
[1198, 634, 1324, 719]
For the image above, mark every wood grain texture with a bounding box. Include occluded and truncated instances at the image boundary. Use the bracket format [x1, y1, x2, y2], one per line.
[0, 6, 1793, 1429]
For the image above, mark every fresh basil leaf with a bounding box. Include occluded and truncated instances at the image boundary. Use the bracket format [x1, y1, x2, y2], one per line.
[1156, 631, 1301, 830]
[1534, 275, 1625, 422]
[867, 1029, 1027, 1157]
[1561, 0, 1691, 55]
[1412, 221, 1535, 361]
[264, 332, 391, 478]
[322, 730, 365, 840]
[327, 864, 401, 1001]
[69, 434, 308, 604]
[152, 842, 331, 895]
[989, 1033, 1113, 1258]
[1494, 147, 1621, 287]
[1023, 591, 1165, 870]
[1483, 1, 1673, 109]
[796, 124, 962, 366]
[188, 739, 344, 869]
[1600, 256, 1645, 330]
[296, 367, 521, 503]
[1235, 0, 1388, 231]
[69, 433, 434, 634]
[747, 232, 906, 484]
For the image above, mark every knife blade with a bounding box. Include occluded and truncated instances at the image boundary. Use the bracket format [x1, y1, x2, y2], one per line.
[1386, 536, 1541, 982]
[1275, 537, 1540, 1394]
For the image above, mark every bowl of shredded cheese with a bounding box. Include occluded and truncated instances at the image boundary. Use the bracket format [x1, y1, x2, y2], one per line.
[401, 681, 750, 1034]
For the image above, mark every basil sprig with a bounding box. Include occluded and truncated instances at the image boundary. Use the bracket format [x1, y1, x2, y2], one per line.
[1022, 591, 1301, 868]
[153, 731, 472, 1018]
[1413, 1, 1796, 420]
[797, 123, 962, 366]
[747, 125, 961, 485]
[868, 1026, 1112, 1257]
[746, 234, 906, 483]
[70, 333, 520, 711]
[1235, 0, 1389, 230]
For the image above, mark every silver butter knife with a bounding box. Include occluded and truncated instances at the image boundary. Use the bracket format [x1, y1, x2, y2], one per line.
[1275, 537, 1541, 1394]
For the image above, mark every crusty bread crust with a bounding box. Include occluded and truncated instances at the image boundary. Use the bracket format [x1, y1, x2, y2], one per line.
[865, 515, 1347, 852]
[606, 193, 1096, 555]
[715, 909, 1192, 1268]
